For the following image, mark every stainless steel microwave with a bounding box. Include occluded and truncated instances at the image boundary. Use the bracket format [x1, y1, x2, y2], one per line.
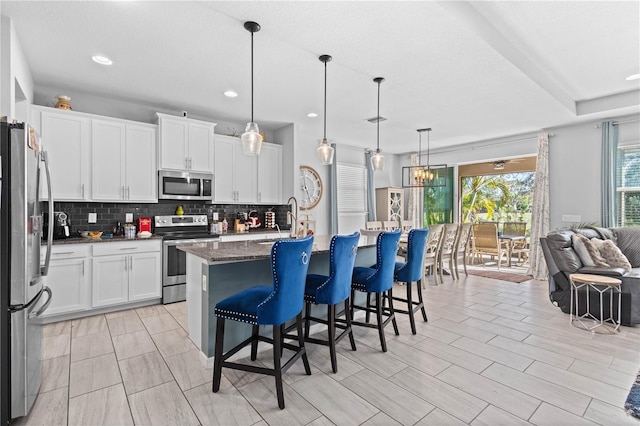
[158, 170, 214, 201]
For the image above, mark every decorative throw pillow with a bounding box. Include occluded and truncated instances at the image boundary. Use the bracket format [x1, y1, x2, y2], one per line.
[572, 234, 595, 266]
[598, 240, 632, 273]
[574, 234, 609, 267]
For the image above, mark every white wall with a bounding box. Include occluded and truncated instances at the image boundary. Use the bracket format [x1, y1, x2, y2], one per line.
[0, 15, 34, 121]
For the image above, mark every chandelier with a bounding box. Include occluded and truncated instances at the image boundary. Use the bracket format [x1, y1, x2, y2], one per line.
[402, 128, 447, 188]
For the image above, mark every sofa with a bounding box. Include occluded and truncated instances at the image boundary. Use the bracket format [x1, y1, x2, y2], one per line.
[540, 226, 640, 326]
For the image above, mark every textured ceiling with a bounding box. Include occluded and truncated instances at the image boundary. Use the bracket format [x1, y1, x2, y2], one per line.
[2, 1, 639, 154]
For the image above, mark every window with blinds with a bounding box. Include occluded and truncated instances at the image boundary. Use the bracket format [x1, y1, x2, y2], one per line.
[337, 163, 367, 213]
[617, 144, 640, 226]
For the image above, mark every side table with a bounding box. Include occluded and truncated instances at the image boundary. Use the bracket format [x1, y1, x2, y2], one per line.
[569, 273, 622, 333]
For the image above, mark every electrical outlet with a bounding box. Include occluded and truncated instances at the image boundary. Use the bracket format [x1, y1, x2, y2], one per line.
[88, 213, 97, 223]
[212, 212, 219, 221]
[125, 213, 133, 222]
[202, 275, 207, 292]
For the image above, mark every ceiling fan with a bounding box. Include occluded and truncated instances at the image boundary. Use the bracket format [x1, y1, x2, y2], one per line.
[492, 158, 527, 170]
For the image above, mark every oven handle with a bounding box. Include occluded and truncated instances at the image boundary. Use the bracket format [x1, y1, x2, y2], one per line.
[163, 238, 220, 246]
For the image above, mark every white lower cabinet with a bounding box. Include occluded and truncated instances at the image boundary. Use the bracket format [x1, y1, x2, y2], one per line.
[92, 240, 162, 308]
[41, 245, 91, 317]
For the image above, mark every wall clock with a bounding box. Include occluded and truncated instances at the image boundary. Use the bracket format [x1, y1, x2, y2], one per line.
[299, 165, 323, 210]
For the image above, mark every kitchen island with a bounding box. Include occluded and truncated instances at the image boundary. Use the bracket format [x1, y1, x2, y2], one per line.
[178, 235, 377, 364]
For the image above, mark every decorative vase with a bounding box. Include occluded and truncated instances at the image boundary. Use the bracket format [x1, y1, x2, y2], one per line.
[55, 95, 72, 110]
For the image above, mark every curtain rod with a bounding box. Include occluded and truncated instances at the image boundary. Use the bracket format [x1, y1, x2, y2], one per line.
[595, 117, 640, 128]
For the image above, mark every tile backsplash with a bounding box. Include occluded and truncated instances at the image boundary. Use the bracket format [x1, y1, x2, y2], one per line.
[43, 200, 292, 235]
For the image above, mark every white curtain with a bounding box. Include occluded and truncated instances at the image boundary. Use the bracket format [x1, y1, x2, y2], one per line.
[407, 154, 423, 228]
[527, 132, 550, 280]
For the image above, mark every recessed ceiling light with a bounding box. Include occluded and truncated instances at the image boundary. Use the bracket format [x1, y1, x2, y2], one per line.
[306, 112, 318, 118]
[626, 73, 640, 81]
[224, 90, 238, 98]
[91, 55, 112, 65]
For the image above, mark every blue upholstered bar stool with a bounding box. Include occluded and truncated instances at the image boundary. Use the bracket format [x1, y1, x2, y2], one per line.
[351, 230, 402, 352]
[300, 232, 360, 373]
[392, 228, 429, 335]
[212, 235, 314, 409]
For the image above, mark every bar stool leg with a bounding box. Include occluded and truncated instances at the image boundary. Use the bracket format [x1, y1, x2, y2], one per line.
[375, 293, 387, 352]
[416, 279, 428, 322]
[272, 325, 285, 409]
[406, 280, 416, 334]
[328, 304, 337, 373]
[344, 297, 357, 351]
[295, 312, 312, 375]
[212, 318, 225, 393]
[250, 324, 259, 361]
[304, 302, 312, 338]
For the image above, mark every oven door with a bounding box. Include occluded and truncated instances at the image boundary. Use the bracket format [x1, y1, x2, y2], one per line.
[162, 238, 219, 286]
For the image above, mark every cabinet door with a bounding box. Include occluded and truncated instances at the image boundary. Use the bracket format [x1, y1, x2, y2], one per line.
[128, 252, 161, 301]
[233, 143, 257, 203]
[92, 256, 128, 307]
[214, 136, 236, 203]
[43, 258, 90, 316]
[159, 117, 188, 170]
[188, 122, 214, 172]
[257, 144, 282, 203]
[91, 120, 125, 201]
[126, 125, 157, 202]
[40, 111, 90, 200]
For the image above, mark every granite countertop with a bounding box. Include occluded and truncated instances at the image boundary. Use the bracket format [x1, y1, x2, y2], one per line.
[46, 235, 163, 245]
[221, 228, 284, 236]
[177, 234, 377, 263]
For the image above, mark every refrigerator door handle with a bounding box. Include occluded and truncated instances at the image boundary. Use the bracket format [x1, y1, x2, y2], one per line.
[28, 286, 52, 319]
[40, 151, 54, 276]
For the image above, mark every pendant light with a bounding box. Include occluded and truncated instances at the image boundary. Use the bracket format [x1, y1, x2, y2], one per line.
[241, 21, 263, 156]
[316, 55, 335, 165]
[401, 127, 447, 188]
[370, 77, 385, 171]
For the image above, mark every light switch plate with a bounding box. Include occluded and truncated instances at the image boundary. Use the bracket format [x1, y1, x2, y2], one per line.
[212, 212, 219, 221]
[88, 213, 97, 223]
[125, 213, 133, 222]
[562, 214, 582, 222]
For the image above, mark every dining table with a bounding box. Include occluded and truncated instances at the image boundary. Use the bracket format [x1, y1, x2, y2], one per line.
[499, 234, 527, 267]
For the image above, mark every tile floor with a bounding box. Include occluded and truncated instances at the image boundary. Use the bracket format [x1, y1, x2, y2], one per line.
[15, 273, 640, 426]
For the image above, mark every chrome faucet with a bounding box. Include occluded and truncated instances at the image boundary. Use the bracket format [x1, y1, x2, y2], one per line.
[287, 196, 298, 238]
[274, 223, 282, 238]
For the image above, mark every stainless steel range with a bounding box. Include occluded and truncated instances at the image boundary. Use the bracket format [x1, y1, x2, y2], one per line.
[154, 215, 219, 304]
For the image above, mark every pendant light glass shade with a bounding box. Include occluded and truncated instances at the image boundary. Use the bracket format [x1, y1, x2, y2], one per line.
[371, 77, 385, 171]
[317, 139, 334, 165]
[242, 122, 263, 156]
[371, 149, 385, 171]
[242, 21, 263, 156]
[316, 55, 334, 165]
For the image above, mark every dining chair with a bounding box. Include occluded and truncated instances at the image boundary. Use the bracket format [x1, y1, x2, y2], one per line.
[383, 220, 399, 231]
[400, 219, 414, 234]
[423, 224, 444, 287]
[503, 222, 528, 266]
[299, 232, 360, 373]
[452, 223, 472, 279]
[212, 235, 314, 409]
[365, 221, 383, 231]
[351, 230, 401, 352]
[437, 224, 460, 284]
[391, 228, 429, 334]
[471, 223, 508, 269]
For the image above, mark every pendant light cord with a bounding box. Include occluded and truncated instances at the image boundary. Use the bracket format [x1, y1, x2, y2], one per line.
[376, 80, 381, 151]
[323, 59, 327, 140]
[418, 131, 422, 167]
[250, 30, 254, 123]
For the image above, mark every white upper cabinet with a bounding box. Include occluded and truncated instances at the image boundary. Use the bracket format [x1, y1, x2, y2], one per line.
[38, 107, 91, 201]
[257, 143, 282, 204]
[214, 135, 257, 203]
[157, 113, 215, 173]
[92, 120, 157, 202]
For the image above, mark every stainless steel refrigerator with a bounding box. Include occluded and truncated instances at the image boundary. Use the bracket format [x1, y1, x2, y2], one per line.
[0, 119, 53, 422]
